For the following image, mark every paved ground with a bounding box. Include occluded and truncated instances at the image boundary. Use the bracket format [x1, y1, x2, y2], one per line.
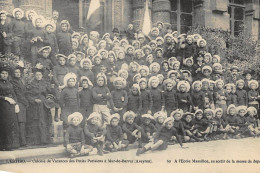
[1, 137, 260, 173]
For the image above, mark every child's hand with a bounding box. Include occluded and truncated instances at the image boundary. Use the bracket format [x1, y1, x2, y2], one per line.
[181, 99, 187, 103]
[78, 87, 83, 92]
[147, 110, 152, 115]
[131, 131, 136, 136]
[113, 107, 119, 112]
[35, 99, 42, 103]
[97, 94, 103, 97]
[2, 32, 7, 38]
[38, 37, 43, 42]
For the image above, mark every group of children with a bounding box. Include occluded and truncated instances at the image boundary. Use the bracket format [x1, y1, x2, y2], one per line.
[0, 8, 260, 157]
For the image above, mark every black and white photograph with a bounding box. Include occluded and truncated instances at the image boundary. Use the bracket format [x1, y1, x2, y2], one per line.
[0, 0, 260, 172]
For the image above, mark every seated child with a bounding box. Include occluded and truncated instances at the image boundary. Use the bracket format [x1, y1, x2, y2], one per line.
[225, 104, 240, 139]
[193, 109, 211, 141]
[122, 111, 142, 148]
[236, 106, 249, 137]
[136, 117, 185, 156]
[246, 107, 260, 137]
[153, 111, 167, 130]
[105, 113, 129, 152]
[65, 112, 93, 158]
[213, 108, 229, 140]
[162, 79, 177, 116]
[140, 114, 156, 144]
[182, 112, 202, 142]
[84, 112, 106, 156]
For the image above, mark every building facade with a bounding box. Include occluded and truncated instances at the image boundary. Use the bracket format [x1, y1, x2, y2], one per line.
[0, 0, 259, 39]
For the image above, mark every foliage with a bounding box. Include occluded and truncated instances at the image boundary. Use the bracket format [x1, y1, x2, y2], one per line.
[187, 25, 260, 78]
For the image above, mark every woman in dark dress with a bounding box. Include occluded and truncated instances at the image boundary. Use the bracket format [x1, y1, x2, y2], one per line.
[25, 67, 51, 145]
[10, 64, 29, 146]
[0, 63, 20, 150]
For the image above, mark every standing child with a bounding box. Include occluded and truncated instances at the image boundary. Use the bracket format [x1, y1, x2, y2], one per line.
[213, 108, 229, 139]
[92, 74, 112, 127]
[148, 76, 164, 114]
[139, 78, 153, 115]
[84, 112, 106, 156]
[201, 79, 214, 109]
[247, 80, 259, 117]
[105, 113, 129, 152]
[176, 81, 192, 113]
[60, 73, 79, 129]
[53, 54, 69, 90]
[56, 20, 72, 56]
[44, 22, 58, 65]
[65, 112, 93, 158]
[79, 76, 93, 126]
[79, 58, 95, 84]
[191, 81, 204, 111]
[225, 83, 237, 107]
[67, 54, 80, 78]
[193, 109, 211, 141]
[127, 84, 142, 125]
[236, 79, 248, 106]
[214, 79, 227, 119]
[125, 45, 135, 64]
[162, 79, 178, 116]
[110, 77, 128, 120]
[122, 111, 142, 148]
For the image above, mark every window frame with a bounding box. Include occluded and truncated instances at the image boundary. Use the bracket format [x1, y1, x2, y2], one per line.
[228, 0, 245, 36]
[170, 0, 194, 33]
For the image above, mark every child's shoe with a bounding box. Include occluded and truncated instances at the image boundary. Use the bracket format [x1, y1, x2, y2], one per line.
[136, 147, 146, 156]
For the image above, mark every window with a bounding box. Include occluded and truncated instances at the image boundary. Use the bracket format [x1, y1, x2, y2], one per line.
[228, 0, 245, 36]
[170, 0, 193, 33]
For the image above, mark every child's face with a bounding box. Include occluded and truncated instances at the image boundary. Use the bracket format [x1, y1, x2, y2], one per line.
[156, 50, 163, 57]
[100, 66, 106, 73]
[237, 82, 244, 89]
[216, 111, 222, 118]
[136, 52, 142, 59]
[226, 86, 232, 93]
[72, 117, 80, 126]
[144, 49, 151, 55]
[89, 50, 95, 56]
[248, 110, 255, 117]
[157, 117, 164, 124]
[212, 57, 218, 63]
[238, 110, 245, 117]
[151, 30, 159, 36]
[202, 83, 209, 90]
[67, 78, 76, 87]
[59, 57, 66, 65]
[100, 51, 107, 59]
[216, 82, 223, 89]
[15, 11, 22, 19]
[140, 69, 147, 77]
[115, 81, 123, 90]
[36, 19, 43, 28]
[180, 84, 186, 92]
[174, 113, 181, 121]
[127, 48, 134, 54]
[139, 81, 147, 89]
[194, 84, 201, 91]
[187, 38, 193, 44]
[245, 74, 251, 80]
[82, 80, 89, 89]
[173, 63, 180, 70]
[132, 87, 139, 95]
[14, 69, 21, 78]
[205, 112, 213, 120]
[250, 83, 257, 90]
[97, 77, 105, 86]
[118, 52, 124, 59]
[165, 121, 173, 129]
[83, 37, 88, 44]
[61, 24, 68, 32]
[69, 58, 76, 66]
[231, 69, 238, 75]
[196, 113, 203, 120]
[0, 13, 6, 20]
[99, 43, 106, 49]
[170, 74, 176, 80]
[76, 54, 82, 62]
[199, 41, 205, 47]
[162, 63, 168, 70]
[186, 60, 192, 67]
[35, 72, 43, 81]
[114, 41, 120, 47]
[95, 58, 101, 65]
[185, 115, 192, 123]
[183, 73, 189, 80]
[229, 108, 236, 116]
[214, 66, 222, 72]
[150, 44, 156, 50]
[151, 80, 157, 88]
[135, 76, 141, 83]
[108, 56, 114, 63]
[203, 69, 211, 77]
[166, 83, 174, 91]
[90, 117, 98, 125]
[165, 37, 172, 44]
[131, 64, 138, 72]
[144, 118, 151, 125]
[72, 42, 78, 50]
[133, 43, 139, 49]
[209, 83, 214, 91]
[119, 72, 127, 79]
[111, 118, 119, 127]
[128, 24, 133, 30]
[147, 57, 154, 64]
[126, 117, 134, 124]
[157, 40, 163, 46]
[46, 26, 53, 33]
[204, 56, 210, 63]
[42, 50, 50, 58]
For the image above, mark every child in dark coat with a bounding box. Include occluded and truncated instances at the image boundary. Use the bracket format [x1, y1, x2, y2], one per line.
[65, 112, 93, 158]
[176, 81, 192, 113]
[56, 20, 72, 56]
[191, 81, 204, 111]
[44, 22, 58, 65]
[236, 79, 248, 106]
[225, 104, 240, 138]
[246, 107, 260, 136]
[162, 79, 178, 116]
[148, 76, 164, 114]
[79, 58, 95, 84]
[193, 109, 211, 141]
[84, 112, 106, 156]
[122, 111, 142, 147]
[182, 112, 202, 142]
[140, 114, 156, 144]
[104, 113, 129, 152]
[139, 78, 153, 115]
[153, 111, 167, 130]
